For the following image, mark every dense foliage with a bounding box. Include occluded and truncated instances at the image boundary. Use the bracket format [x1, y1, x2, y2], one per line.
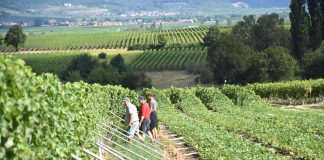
[0, 35, 3, 46]
[2, 55, 323, 159]
[62, 54, 99, 79]
[246, 79, 324, 100]
[307, 0, 323, 50]
[110, 54, 127, 73]
[205, 14, 306, 84]
[145, 88, 280, 159]
[260, 47, 297, 82]
[193, 87, 235, 112]
[4, 25, 26, 51]
[221, 85, 263, 107]
[0, 55, 137, 159]
[254, 46, 297, 81]
[290, 0, 324, 59]
[164, 87, 324, 159]
[62, 54, 152, 89]
[302, 46, 324, 79]
[207, 33, 253, 84]
[98, 52, 107, 59]
[232, 14, 290, 51]
[290, 0, 310, 59]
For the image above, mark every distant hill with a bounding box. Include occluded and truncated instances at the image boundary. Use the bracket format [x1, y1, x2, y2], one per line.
[0, 0, 290, 20]
[232, 0, 289, 8]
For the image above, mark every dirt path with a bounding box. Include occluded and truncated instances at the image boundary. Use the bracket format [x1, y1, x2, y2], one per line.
[146, 71, 199, 89]
[159, 124, 199, 160]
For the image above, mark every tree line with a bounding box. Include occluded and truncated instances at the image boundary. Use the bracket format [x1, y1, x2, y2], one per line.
[61, 53, 152, 90]
[290, 0, 324, 59]
[204, 0, 324, 85]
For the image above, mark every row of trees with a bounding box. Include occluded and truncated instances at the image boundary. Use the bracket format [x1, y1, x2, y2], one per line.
[231, 13, 290, 51]
[61, 54, 152, 90]
[206, 30, 297, 84]
[204, 10, 324, 84]
[290, 0, 324, 59]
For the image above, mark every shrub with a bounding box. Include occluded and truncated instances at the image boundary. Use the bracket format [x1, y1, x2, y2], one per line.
[221, 85, 263, 107]
[121, 72, 152, 90]
[98, 52, 107, 59]
[302, 47, 324, 79]
[66, 70, 82, 82]
[87, 66, 120, 85]
[110, 54, 127, 73]
[61, 53, 99, 80]
[207, 33, 253, 84]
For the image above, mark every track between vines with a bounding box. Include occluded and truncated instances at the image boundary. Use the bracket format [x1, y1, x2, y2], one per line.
[159, 124, 199, 160]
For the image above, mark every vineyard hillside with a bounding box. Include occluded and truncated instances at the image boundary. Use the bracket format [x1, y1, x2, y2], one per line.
[1, 56, 323, 159]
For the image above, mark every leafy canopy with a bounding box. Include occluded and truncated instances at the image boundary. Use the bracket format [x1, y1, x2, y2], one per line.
[4, 25, 26, 50]
[207, 33, 253, 84]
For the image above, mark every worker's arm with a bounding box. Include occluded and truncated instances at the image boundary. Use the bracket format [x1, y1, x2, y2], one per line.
[129, 113, 134, 126]
[140, 115, 144, 124]
[139, 105, 145, 124]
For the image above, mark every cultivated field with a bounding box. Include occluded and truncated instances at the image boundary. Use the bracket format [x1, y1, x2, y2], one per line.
[0, 27, 216, 51]
[2, 56, 323, 159]
[10, 49, 142, 74]
[130, 47, 207, 70]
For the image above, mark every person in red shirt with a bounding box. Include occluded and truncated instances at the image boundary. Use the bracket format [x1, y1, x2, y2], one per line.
[138, 96, 153, 141]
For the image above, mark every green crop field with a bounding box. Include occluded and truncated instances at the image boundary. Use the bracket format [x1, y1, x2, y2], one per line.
[5, 47, 208, 74]
[130, 47, 207, 70]
[15, 52, 80, 74]
[10, 49, 142, 74]
[2, 55, 323, 159]
[0, 27, 212, 51]
[153, 86, 324, 159]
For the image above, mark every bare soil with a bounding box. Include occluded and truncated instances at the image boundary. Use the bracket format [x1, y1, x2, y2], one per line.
[159, 124, 199, 160]
[146, 71, 199, 89]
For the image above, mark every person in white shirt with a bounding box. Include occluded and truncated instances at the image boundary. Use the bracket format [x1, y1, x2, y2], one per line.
[123, 97, 140, 143]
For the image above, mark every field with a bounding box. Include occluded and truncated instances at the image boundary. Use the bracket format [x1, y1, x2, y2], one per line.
[0, 26, 218, 72]
[2, 56, 323, 159]
[154, 86, 324, 159]
[130, 47, 207, 70]
[1, 19, 324, 159]
[0, 27, 215, 51]
[6, 47, 208, 73]
[11, 49, 142, 74]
